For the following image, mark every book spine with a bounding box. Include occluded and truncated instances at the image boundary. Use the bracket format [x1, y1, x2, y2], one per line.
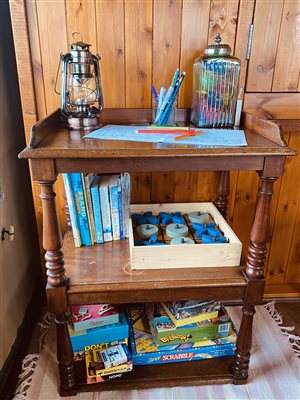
[62, 173, 82, 247]
[121, 173, 131, 238]
[82, 174, 95, 244]
[90, 178, 104, 244]
[99, 178, 113, 242]
[117, 177, 124, 240]
[70, 173, 92, 246]
[109, 182, 120, 241]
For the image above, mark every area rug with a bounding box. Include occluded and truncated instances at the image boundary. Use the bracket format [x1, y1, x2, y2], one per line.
[14, 303, 300, 400]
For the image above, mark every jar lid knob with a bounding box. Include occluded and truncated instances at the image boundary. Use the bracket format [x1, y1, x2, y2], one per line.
[215, 33, 222, 45]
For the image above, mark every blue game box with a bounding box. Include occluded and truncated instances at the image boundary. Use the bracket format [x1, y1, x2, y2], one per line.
[69, 311, 129, 353]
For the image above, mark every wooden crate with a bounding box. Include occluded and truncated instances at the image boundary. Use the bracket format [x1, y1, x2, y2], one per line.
[129, 203, 242, 270]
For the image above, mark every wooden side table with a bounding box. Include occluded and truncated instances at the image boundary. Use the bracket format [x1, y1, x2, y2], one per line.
[19, 109, 296, 396]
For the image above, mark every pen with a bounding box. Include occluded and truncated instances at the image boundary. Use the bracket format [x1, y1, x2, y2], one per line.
[151, 85, 158, 104]
[174, 129, 203, 141]
[157, 85, 166, 110]
[159, 71, 186, 125]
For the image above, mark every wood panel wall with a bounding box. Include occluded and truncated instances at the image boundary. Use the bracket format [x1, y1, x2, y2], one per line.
[10, 0, 300, 297]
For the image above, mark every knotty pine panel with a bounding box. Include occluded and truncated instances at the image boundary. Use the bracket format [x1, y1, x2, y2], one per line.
[10, 0, 300, 297]
[246, 0, 285, 92]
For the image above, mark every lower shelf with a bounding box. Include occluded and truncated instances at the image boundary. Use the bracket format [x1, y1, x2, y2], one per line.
[61, 356, 235, 395]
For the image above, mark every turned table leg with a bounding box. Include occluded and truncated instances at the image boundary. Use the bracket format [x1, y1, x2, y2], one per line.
[215, 171, 230, 219]
[38, 180, 76, 391]
[232, 175, 277, 383]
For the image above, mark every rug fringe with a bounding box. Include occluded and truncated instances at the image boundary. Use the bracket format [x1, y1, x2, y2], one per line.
[13, 312, 53, 400]
[264, 301, 300, 357]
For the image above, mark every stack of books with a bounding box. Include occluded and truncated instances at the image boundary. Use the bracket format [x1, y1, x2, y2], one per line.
[127, 300, 237, 365]
[62, 172, 130, 247]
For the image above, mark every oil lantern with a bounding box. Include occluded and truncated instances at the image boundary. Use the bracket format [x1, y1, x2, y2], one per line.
[191, 33, 240, 128]
[56, 33, 104, 130]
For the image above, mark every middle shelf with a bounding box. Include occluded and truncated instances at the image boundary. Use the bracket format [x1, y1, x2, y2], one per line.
[63, 232, 247, 305]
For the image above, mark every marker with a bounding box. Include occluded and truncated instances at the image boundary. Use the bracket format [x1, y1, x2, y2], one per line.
[174, 129, 203, 141]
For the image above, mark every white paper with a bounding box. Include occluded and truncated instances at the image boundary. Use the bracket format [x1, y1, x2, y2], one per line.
[84, 125, 247, 147]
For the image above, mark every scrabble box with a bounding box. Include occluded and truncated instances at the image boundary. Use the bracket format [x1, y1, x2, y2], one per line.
[129, 202, 242, 269]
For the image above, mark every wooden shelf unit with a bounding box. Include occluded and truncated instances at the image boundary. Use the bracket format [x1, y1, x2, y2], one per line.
[19, 109, 296, 396]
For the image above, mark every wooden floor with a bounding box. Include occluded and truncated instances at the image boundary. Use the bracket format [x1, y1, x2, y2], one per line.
[5, 300, 300, 399]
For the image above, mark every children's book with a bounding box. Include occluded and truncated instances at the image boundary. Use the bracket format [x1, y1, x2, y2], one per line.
[62, 173, 81, 247]
[83, 173, 96, 243]
[99, 175, 113, 242]
[90, 174, 104, 244]
[108, 175, 121, 240]
[69, 173, 92, 246]
[121, 173, 131, 238]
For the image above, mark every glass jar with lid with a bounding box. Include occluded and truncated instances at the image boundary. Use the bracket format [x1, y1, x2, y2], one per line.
[191, 33, 240, 128]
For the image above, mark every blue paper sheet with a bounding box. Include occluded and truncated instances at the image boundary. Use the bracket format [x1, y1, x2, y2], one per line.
[84, 125, 247, 147]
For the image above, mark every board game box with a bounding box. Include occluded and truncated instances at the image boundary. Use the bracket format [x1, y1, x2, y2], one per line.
[70, 304, 119, 331]
[127, 305, 237, 365]
[69, 311, 129, 352]
[146, 303, 232, 347]
[161, 300, 221, 327]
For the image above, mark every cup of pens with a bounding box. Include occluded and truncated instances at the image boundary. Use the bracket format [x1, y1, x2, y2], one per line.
[152, 69, 186, 127]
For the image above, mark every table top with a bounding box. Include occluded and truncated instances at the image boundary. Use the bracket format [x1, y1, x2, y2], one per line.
[19, 109, 296, 160]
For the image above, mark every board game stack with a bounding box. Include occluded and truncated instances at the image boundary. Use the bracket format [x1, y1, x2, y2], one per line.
[69, 311, 129, 362]
[127, 303, 237, 366]
[85, 343, 133, 384]
[146, 302, 232, 349]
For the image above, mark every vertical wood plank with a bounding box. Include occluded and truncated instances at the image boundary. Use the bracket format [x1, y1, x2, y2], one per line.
[152, 0, 182, 93]
[9, 0, 44, 255]
[96, 0, 125, 107]
[36, 0, 68, 113]
[125, 0, 152, 107]
[246, 0, 284, 92]
[9, 0, 38, 141]
[208, 0, 239, 48]
[151, 172, 175, 203]
[173, 173, 198, 202]
[284, 199, 300, 284]
[234, 0, 255, 91]
[151, 0, 182, 205]
[35, 1, 69, 231]
[266, 132, 300, 285]
[65, 0, 97, 49]
[232, 171, 259, 256]
[131, 173, 151, 204]
[25, 0, 47, 120]
[179, 0, 210, 108]
[272, 0, 300, 92]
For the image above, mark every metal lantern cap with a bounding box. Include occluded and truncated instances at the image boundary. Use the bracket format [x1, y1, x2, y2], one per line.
[204, 33, 231, 57]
